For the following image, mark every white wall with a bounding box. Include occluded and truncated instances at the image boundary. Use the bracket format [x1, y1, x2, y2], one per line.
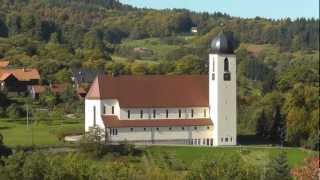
[118, 107, 209, 120]
[108, 125, 214, 145]
[85, 99, 104, 131]
[209, 54, 237, 146]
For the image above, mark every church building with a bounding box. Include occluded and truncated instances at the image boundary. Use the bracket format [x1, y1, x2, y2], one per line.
[85, 32, 237, 146]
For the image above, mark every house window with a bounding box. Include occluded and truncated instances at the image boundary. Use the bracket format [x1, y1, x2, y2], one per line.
[140, 110, 143, 119]
[191, 109, 194, 118]
[166, 109, 169, 118]
[128, 110, 131, 119]
[179, 109, 182, 118]
[204, 109, 206, 117]
[153, 109, 156, 118]
[224, 58, 229, 72]
[130, 128, 133, 132]
[93, 106, 96, 126]
[111, 106, 114, 114]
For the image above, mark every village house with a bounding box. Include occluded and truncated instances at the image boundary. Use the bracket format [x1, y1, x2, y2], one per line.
[85, 32, 237, 146]
[0, 68, 40, 92]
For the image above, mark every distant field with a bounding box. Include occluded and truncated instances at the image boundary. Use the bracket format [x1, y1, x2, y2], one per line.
[146, 146, 316, 168]
[0, 118, 84, 147]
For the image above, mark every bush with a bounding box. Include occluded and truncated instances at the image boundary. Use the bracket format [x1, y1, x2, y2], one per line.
[6, 103, 25, 119]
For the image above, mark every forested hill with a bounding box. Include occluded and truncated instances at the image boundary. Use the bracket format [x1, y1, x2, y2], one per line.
[0, 0, 319, 150]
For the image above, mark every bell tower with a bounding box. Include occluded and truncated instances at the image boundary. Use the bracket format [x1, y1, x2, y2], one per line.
[209, 32, 237, 146]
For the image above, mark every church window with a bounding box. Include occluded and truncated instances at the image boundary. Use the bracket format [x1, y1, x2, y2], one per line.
[166, 109, 169, 118]
[203, 139, 206, 145]
[153, 109, 156, 118]
[179, 109, 182, 118]
[156, 127, 159, 131]
[224, 58, 229, 72]
[103, 105, 106, 114]
[93, 106, 96, 126]
[128, 110, 131, 119]
[210, 139, 213, 146]
[221, 138, 223, 142]
[169, 127, 172, 130]
[207, 126, 210, 130]
[130, 128, 133, 132]
[115, 129, 118, 135]
[111, 106, 114, 114]
[191, 109, 194, 118]
[231, 137, 233, 142]
[140, 110, 143, 118]
[181, 127, 185, 130]
[225, 138, 228, 142]
[204, 109, 207, 117]
[194, 126, 197, 130]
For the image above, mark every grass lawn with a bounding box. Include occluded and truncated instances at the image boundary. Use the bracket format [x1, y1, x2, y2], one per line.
[0, 118, 84, 147]
[146, 146, 316, 168]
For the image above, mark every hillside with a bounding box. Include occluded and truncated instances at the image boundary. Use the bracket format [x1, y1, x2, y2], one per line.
[0, 0, 319, 151]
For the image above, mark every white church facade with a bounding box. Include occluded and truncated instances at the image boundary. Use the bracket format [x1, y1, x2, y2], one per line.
[85, 32, 237, 146]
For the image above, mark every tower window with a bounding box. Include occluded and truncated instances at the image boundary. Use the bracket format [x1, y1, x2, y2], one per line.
[191, 109, 194, 118]
[140, 110, 143, 118]
[212, 60, 215, 72]
[111, 106, 114, 114]
[224, 58, 229, 72]
[166, 109, 169, 118]
[179, 109, 182, 118]
[128, 110, 131, 119]
[93, 106, 96, 126]
[153, 109, 156, 118]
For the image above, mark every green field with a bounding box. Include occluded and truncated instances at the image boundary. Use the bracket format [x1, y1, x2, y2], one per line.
[146, 146, 315, 168]
[0, 119, 84, 147]
[0, 118, 316, 168]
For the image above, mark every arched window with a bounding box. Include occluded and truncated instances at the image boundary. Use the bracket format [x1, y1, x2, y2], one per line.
[224, 58, 229, 72]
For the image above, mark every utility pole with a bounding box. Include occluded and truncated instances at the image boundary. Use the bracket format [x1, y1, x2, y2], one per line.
[26, 103, 29, 129]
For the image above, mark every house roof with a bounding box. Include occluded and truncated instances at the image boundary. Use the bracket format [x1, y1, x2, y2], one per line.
[0, 69, 40, 81]
[0, 72, 14, 81]
[50, 84, 66, 93]
[31, 85, 47, 93]
[0, 60, 9, 68]
[102, 115, 213, 128]
[71, 68, 103, 84]
[86, 75, 209, 108]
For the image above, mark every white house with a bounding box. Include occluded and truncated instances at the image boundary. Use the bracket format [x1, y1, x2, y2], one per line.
[85, 32, 237, 146]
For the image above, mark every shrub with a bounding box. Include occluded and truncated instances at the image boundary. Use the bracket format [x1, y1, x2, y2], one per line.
[6, 103, 25, 119]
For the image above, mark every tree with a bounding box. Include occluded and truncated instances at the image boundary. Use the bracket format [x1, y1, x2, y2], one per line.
[266, 151, 291, 180]
[80, 126, 108, 158]
[271, 105, 285, 145]
[256, 109, 269, 138]
[0, 133, 12, 161]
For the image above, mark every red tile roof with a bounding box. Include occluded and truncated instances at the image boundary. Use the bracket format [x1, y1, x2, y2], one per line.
[102, 115, 213, 128]
[0, 69, 40, 81]
[86, 75, 209, 108]
[50, 84, 66, 93]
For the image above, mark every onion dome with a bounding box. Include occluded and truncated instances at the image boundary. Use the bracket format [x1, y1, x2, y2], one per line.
[210, 32, 235, 54]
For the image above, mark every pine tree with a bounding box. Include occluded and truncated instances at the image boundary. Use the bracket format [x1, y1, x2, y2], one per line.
[266, 151, 292, 180]
[256, 109, 269, 138]
[271, 105, 285, 145]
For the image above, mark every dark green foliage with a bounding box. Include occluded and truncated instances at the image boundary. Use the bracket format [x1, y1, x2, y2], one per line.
[266, 151, 291, 180]
[256, 109, 269, 139]
[0, 133, 12, 161]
